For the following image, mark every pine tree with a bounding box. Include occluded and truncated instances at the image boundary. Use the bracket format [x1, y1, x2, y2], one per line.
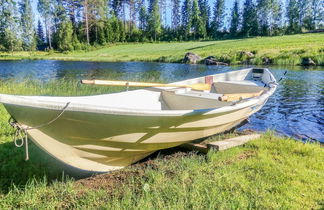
[148, 0, 161, 41]
[139, 5, 148, 31]
[38, 0, 54, 49]
[83, 0, 90, 44]
[83, 0, 107, 44]
[119, 18, 126, 41]
[37, 20, 45, 45]
[106, 15, 121, 42]
[229, 0, 240, 37]
[198, 0, 210, 36]
[20, 0, 36, 51]
[172, 0, 181, 30]
[272, 0, 284, 35]
[241, 0, 259, 37]
[56, 20, 74, 51]
[159, 0, 167, 26]
[191, 0, 206, 39]
[182, 0, 192, 40]
[128, 0, 141, 33]
[212, 0, 225, 38]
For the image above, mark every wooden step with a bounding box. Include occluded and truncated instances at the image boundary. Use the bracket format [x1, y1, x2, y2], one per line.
[207, 134, 261, 151]
[181, 134, 261, 153]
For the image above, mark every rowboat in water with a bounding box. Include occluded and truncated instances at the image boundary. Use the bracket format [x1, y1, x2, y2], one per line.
[0, 68, 277, 172]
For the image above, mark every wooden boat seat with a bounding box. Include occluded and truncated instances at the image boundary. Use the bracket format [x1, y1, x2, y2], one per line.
[161, 89, 232, 110]
[211, 80, 268, 94]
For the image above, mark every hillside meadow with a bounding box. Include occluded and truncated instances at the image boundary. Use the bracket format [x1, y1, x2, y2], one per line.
[0, 33, 323, 66]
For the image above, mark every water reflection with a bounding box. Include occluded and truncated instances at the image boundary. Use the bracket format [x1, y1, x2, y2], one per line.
[0, 60, 323, 143]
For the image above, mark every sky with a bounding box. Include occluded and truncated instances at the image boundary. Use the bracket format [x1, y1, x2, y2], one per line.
[31, 0, 237, 26]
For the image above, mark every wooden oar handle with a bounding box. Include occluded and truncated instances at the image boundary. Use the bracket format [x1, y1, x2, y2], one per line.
[81, 80, 95, 85]
[218, 91, 264, 102]
[81, 79, 211, 91]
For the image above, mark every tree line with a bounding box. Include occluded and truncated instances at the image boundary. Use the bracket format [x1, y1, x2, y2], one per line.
[0, 0, 323, 52]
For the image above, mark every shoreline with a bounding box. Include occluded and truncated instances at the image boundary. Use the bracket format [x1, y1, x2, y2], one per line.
[0, 33, 323, 66]
[0, 56, 323, 68]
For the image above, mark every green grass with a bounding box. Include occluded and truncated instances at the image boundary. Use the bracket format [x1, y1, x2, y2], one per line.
[0, 33, 323, 65]
[0, 80, 323, 209]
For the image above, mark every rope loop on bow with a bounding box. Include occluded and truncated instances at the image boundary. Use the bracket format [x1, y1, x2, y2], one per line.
[8, 102, 70, 161]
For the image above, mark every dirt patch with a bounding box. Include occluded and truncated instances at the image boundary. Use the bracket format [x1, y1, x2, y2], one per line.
[76, 169, 143, 191]
[74, 165, 147, 199]
[74, 151, 190, 197]
[74, 145, 254, 197]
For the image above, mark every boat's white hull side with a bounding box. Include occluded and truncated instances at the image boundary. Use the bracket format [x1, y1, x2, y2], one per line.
[3, 97, 267, 172]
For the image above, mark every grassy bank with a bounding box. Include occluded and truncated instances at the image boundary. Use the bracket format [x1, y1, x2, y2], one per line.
[0, 79, 323, 209]
[0, 33, 323, 66]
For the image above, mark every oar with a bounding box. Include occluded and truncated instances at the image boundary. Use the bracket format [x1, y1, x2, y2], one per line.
[81, 79, 211, 91]
[218, 90, 264, 102]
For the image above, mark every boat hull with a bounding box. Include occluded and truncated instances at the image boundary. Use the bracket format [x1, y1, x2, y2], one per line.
[4, 97, 266, 172]
[0, 68, 277, 172]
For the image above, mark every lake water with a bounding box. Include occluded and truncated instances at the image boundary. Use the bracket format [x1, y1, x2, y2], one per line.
[0, 60, 323, 143]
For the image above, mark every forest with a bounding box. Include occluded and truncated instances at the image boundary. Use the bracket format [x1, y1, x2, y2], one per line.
[0, 0, 323, 52]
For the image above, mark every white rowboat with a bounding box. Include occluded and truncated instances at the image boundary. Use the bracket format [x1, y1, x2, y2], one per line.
[0, 68, 277, 172]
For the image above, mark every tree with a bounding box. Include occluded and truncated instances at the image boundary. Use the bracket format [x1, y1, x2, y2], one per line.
[110, 0, 123, 17]
[20, 0, 36, 51]
[61, 0, 82, 25]
[257, 0, 280, 35]
[53, 0, 67, 32]
[56, 20, 74, 51]
[198, 0, 210, 36]
[83, 0, 90, 44]
[147, 0, 161, 41]
[297, 0, 323, 30]
[212, 0, 225, 38]
[159, 0, 168, 26]
[82, 0, 107, 44]
[38, 0, 54, 49]
[139, 4, 148, 31]
[182, 0, 192, 40]
[286, 0, 300, 33]
[310, 0, 324, 29]
[191, 0, 206, 39]
[0, 0, 22, 52]
[37, 20, 45, 46]
[241, 0, 259, 37]
[172, 0, 181, 30]
[128, 0, 136, 32]
[229, 0, 240, 37]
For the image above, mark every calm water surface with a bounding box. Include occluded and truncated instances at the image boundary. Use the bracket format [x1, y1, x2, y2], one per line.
[0, 60, 323, 143]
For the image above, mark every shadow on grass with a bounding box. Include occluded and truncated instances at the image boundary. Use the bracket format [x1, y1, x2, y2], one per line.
[186, 43, 218, 51]
[0, 140, 97, 193]
[0, 137, 195, 194]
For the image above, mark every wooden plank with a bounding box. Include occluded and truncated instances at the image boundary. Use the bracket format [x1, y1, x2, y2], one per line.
[180, 143, 208, 153]
[207, 134, 261, 151]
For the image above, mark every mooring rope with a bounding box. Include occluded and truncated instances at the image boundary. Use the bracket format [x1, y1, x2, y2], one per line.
[9, 102, 70, 161]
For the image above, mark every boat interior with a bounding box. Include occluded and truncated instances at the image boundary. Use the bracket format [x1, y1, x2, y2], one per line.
[16, 68, 272, 111]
